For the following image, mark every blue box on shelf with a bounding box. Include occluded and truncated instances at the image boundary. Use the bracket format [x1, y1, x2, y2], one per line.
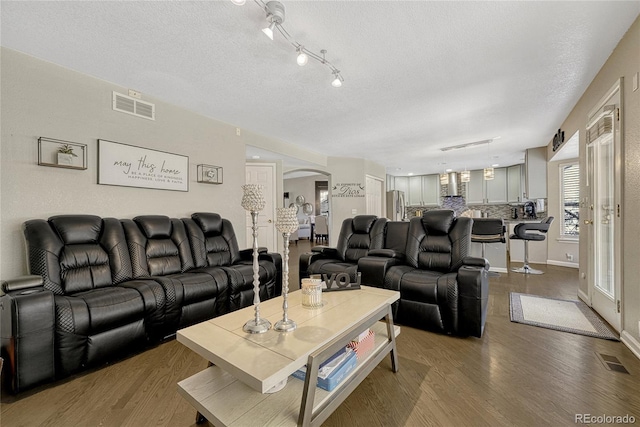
[291, 347, 357, 391]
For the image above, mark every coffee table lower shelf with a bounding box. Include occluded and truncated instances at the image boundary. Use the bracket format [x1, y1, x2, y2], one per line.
[178, 321, 400, 427]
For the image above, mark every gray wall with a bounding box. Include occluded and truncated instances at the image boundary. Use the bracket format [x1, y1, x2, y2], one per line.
[0, 48, 248, 278]
[548, 16, 640, 347]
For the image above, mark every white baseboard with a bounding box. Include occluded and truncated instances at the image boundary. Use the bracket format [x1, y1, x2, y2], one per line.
[546, 260, 579, 269]
[621, 330, 640, 360]
[490, 267, 508, 273]
[577, 288, 590, 305]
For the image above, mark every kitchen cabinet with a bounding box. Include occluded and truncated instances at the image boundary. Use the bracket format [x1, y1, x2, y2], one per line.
[408, 176, 422, 206]
[421, 175, 440, 206]
[394, 176, 409, 197]
[402, 175, 441, 206]
[507, 164, 525, 202]
[466, 168, 507, 204]
[525, 147, 547, 199]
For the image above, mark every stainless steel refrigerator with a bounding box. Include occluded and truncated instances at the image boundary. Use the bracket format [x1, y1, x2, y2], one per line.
[386, 190, 406, 221]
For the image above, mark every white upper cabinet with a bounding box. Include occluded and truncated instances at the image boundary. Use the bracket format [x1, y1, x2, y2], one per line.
[421, 175, 440, 206]
[466, 170, 485, 204]
[394, 176, 409, 197]
[408, 175, 423, 206]
[507, 164, 524, 202]
[525, 147, 547, 199]
[466, 167, 508, 204]
[400, 174, 441, 206]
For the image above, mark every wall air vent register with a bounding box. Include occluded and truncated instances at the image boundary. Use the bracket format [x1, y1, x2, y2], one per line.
[112, 91, 155, 120]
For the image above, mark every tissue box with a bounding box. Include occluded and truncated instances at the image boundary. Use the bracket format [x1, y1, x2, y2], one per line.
[292, 348, 357, 391]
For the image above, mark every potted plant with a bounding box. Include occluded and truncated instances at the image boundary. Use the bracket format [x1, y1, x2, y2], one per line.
[57, 144, 77, 165]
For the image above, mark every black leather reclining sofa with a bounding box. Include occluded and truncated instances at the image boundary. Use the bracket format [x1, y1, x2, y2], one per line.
[0, 212, 281, 393]
[300, 211, 489, 338]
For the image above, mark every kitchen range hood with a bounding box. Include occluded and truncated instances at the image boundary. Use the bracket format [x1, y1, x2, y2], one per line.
[445, 172, 462, 197]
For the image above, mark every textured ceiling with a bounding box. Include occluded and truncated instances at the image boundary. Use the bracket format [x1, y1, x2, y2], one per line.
[2, 1, 639, 175]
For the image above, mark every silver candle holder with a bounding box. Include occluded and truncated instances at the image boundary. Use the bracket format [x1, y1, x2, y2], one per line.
[274, 206, 299, 332]
[241, 184, 272, 334]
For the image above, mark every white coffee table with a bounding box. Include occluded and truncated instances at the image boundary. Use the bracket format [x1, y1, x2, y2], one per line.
[177, 285, 400, 427]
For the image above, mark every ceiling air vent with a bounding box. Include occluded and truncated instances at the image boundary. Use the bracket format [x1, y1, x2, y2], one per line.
[112, 91, 155, 120]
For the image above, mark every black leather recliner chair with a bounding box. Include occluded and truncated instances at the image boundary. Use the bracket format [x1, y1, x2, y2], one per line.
[122, 215, 229, 332]
[15, 215, 163, 383]
[299, 215, 387, 282]
[183, 212, 282, 312]
[359, 210, 489, 337]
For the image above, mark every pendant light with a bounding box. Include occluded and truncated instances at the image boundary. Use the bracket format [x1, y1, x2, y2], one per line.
[483, 140, 495, 180]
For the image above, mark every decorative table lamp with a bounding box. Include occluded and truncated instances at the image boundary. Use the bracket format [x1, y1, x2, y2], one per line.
[274, 206, 299, 332]
[241, 184, 272, 334]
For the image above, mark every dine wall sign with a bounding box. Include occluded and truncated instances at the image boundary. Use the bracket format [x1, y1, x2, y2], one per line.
[332, 183, 365, 198]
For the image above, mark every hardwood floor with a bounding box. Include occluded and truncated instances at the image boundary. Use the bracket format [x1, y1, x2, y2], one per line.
[2, 239, 638, 426]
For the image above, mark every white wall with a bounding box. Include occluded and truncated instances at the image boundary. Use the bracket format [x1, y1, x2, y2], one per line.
[1, 48, 249, 278]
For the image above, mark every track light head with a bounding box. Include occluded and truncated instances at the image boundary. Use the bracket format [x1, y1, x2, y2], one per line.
[296, 47, 308, 66]
[262, 21, 276, 40]
[230, 0, 246, 5]
[331, 71, 343, 87]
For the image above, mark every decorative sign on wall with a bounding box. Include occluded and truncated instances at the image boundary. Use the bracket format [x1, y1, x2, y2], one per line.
[98, 139, 189, 192]
[552, 128, 565, 152]
[331, 183, 365, 198]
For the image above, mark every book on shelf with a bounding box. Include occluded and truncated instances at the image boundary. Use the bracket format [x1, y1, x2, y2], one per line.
[291, 347, 357, 391]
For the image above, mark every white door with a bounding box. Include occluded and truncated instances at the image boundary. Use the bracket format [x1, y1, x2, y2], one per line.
[245, 163, 277, 251]
[365, 175, 384, 216]
[587, 82, 622, 332]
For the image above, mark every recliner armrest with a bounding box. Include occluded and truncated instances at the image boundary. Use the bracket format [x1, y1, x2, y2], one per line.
[310, 246, 337, 256]
[463, 256, 490, 270]
[239, 247, 268, 260]
[0, 275, 44, 296]
[367, 249, 405, 260]
[299, 250, 334, 280]
[456, 266, 489, 338]
[1, 275, 55, 393]
[358, 255, 403, 288]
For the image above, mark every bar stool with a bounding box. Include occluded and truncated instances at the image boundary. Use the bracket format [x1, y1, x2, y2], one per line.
[471, 218, 506, 277]
[509, 217, 554, 274]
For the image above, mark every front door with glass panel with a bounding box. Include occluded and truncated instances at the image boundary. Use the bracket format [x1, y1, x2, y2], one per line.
[587, 83, 621, 332]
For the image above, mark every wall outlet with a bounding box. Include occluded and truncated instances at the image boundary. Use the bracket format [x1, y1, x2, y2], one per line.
[351, 209, 357, 215]
[236, 127, 241, 136]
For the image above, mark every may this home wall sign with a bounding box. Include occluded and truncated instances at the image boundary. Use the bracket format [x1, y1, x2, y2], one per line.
[332, 183, 365, 197]
[98, 139, 189, 192]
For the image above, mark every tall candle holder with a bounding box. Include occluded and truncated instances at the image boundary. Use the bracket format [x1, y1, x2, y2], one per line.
[241, 184, 272, 334]
[274, 206, 299, 332]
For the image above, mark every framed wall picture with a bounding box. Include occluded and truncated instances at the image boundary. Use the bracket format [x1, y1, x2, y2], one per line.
[197, 164, 223, 184]
[98, 139, 189, 192]
[38, 137, 87, 170]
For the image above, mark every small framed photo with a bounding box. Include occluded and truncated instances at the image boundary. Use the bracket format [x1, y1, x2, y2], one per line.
[197, 164, 223, 184]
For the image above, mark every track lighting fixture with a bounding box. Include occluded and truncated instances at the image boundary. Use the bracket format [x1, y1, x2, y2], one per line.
[232, 0, 344, 87]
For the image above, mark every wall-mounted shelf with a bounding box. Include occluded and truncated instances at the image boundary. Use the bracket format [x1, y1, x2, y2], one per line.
[197, 164, 223, 184]
[38, 137, 87, 170]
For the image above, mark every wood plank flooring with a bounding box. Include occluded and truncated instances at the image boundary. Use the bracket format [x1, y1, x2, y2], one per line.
[2, 239, 639, 426]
